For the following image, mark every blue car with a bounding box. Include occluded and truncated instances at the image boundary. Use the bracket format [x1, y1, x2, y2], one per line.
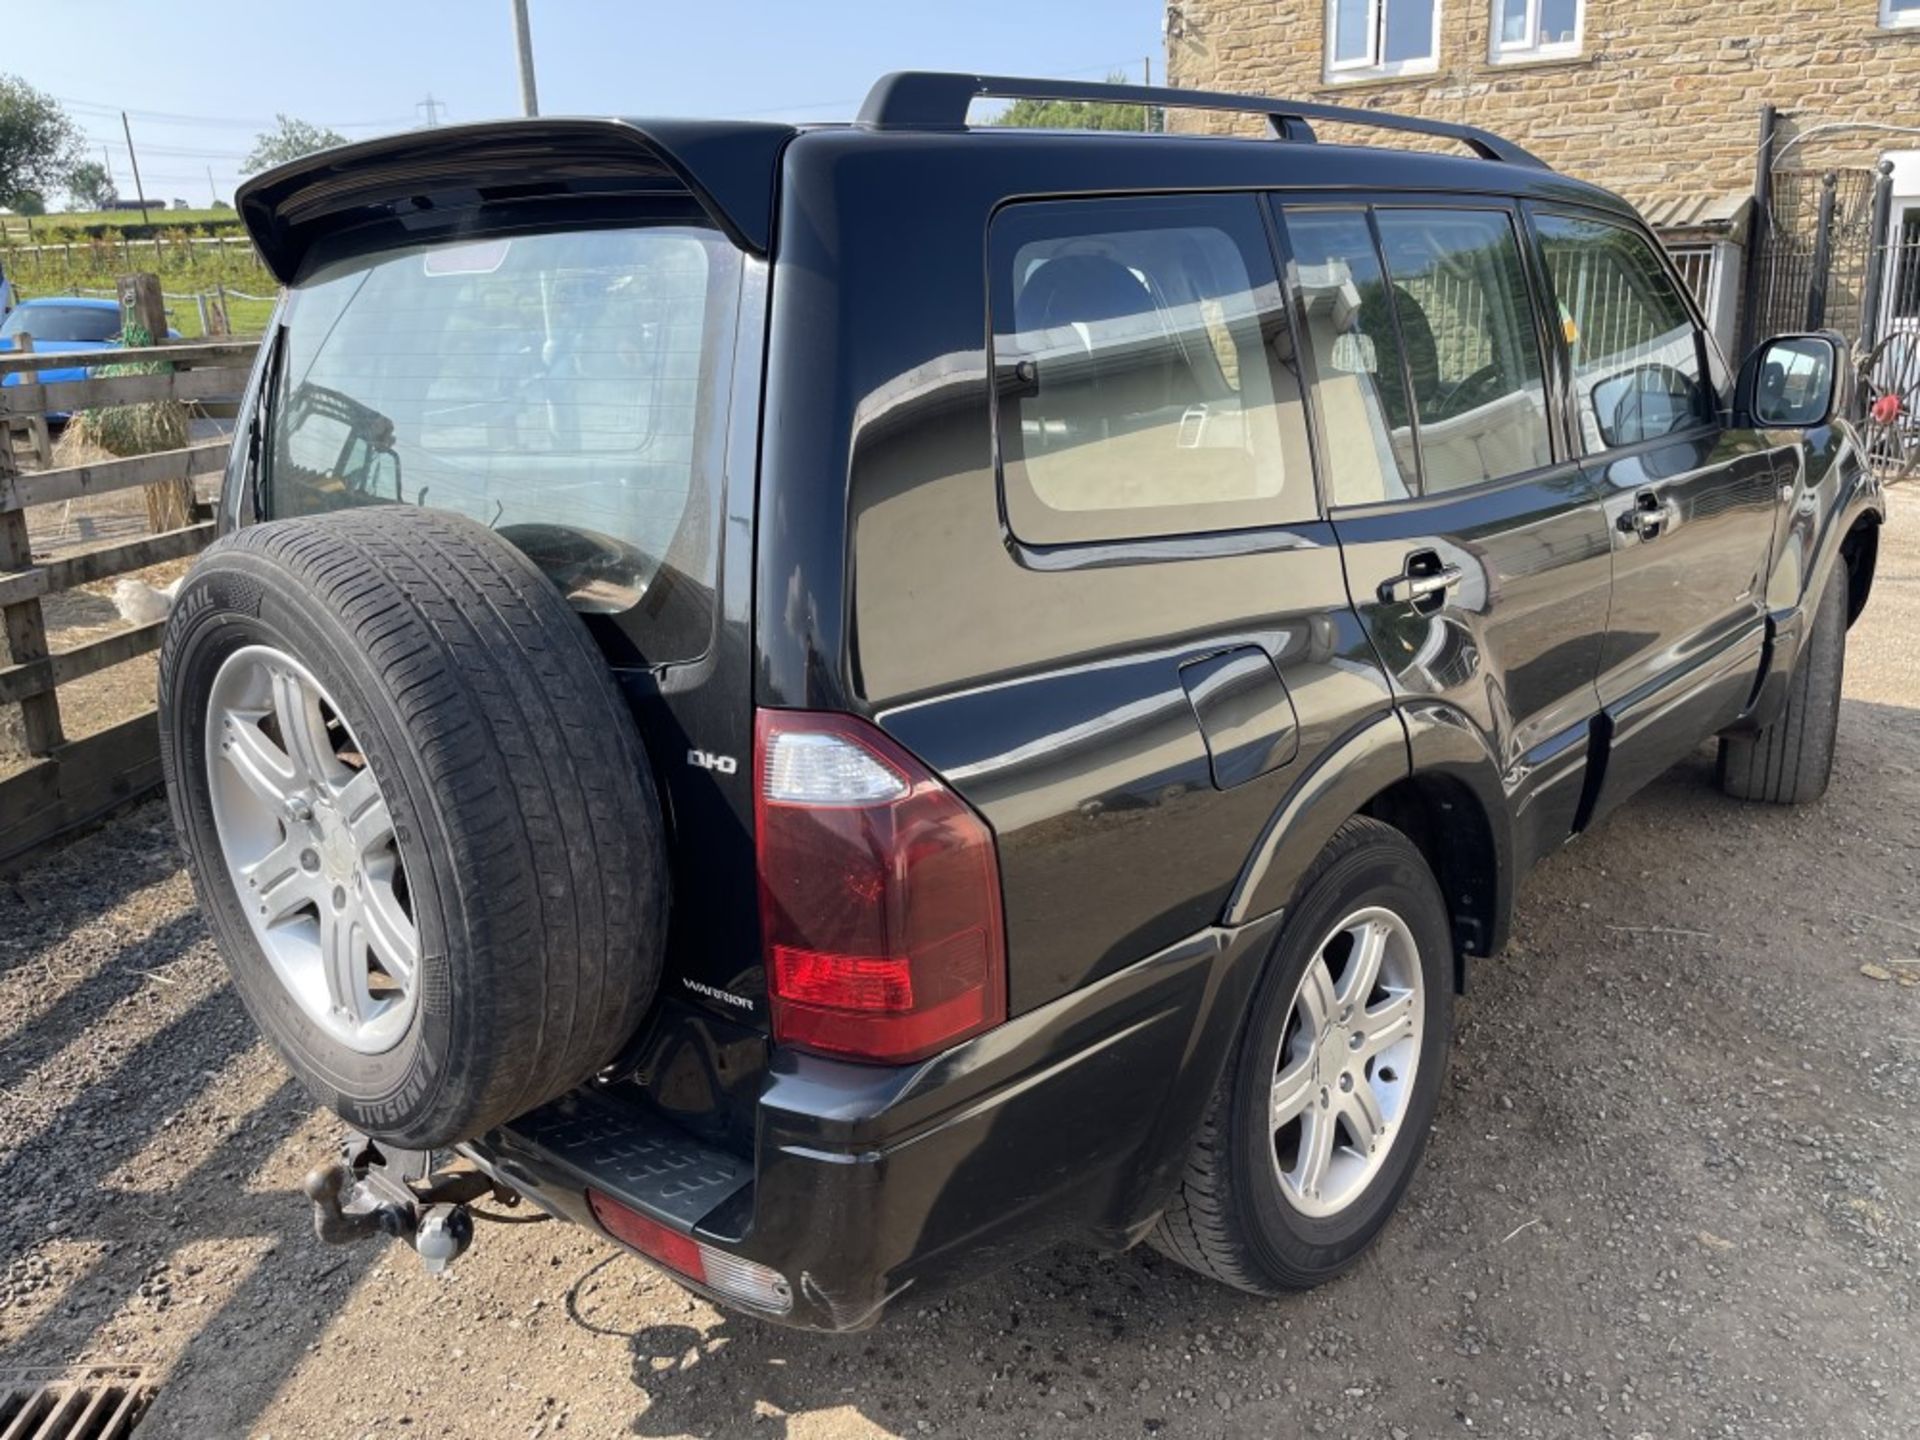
[0, 297, 180, 421]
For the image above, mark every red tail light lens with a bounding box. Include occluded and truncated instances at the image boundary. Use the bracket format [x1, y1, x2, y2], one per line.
[755, 709, 1007, 1064]
[586, 1191, 793, 1313]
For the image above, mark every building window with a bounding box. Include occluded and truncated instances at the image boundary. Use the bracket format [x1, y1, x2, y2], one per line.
[1491, 0, 1583, 60]
[1326, 0, 1442, 81]
[1885, 0, 1920, 29]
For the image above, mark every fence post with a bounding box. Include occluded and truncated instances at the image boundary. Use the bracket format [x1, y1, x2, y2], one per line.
[1859, 160, 1897, 359]
[209, 282, 231, 338]
[0, 421, 66, 754]
[1805, 172, 1839, 331]
[12, 336, 53, 466]
[1738, 104, 1778, 360]
[116, 272, 194, 533]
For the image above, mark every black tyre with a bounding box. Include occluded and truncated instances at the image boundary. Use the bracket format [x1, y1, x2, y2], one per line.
[1152, 817, 1452, 1293]
[1717, 563, 1848, 805]
[159, 508, 667, 1148]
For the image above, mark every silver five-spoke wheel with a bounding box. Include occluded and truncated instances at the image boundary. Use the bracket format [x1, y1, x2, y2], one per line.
[205, 644, 418, 1054]
[1271, 905, 1424, 1218]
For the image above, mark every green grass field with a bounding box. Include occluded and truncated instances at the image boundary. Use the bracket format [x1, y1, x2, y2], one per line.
[3, 227, 275, 337]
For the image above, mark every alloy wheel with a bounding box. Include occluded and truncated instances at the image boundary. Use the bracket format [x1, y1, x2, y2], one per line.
[1269, 905, 1424, 1218]
[204, 645, 419, 1054]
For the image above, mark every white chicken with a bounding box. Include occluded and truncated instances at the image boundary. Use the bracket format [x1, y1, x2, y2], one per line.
[112, 576, 182, 626]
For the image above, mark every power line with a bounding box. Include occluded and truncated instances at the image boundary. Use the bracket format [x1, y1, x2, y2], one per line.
[55, 94, 417, 131]
[78, 134, 248, 160]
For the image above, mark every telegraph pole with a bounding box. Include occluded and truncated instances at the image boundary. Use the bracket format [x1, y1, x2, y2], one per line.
[417, 93, 447, 127]
[511, 0, 540, 116]
[121, 112, 151, 224]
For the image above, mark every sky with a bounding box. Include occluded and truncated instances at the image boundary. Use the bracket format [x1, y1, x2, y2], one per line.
[8, 0, 1166, 209]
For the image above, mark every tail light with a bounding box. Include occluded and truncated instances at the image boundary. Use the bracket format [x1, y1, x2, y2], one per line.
[755, 709, 1007, 1064]
[586, 1190, 792, 1314]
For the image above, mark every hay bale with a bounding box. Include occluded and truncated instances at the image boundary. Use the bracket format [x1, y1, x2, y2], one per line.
[61, 398, 189, 459]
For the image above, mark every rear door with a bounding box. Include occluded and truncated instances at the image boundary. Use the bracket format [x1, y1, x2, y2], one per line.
[1528, 210, 1782, 815]
[844, 188, 1397, 1011]
[1278, 200, 1612, 867]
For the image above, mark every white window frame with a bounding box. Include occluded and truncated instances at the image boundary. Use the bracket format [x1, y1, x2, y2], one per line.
[1883, 0, 1920, 30]
[1324, 0, 1443, 83]
[1489, 0, 1584, 63]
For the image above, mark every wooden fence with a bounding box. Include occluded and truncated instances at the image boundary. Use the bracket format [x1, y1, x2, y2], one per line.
[0, 335, 258, 868]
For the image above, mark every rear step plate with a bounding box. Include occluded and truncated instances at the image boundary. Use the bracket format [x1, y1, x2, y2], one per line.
[493, 1090, 751, 1228]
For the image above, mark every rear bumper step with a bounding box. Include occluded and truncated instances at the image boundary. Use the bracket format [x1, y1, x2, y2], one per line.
[469, 1090, 752, 1233]
[451, 912, 1285, 1331]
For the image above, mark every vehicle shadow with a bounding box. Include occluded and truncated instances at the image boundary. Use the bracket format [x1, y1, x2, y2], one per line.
[593, 1241, 1254, 1439]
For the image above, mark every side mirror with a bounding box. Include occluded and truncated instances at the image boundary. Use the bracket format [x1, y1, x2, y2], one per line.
[1591, 364, 1701, 448]
[1740, 332, 1846, 429]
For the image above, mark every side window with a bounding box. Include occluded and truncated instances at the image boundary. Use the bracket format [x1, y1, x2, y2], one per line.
[990, 195, 1316, 545]
[1283, 208, 1419, 506]
[1373, 208, 1553, 493]
[1533, 213, 1711, 451]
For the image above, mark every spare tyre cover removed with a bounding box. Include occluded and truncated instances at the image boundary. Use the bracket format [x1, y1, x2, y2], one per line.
[159, 507, 668, 1149]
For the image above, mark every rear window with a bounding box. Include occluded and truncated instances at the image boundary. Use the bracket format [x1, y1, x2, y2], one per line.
[2, 305, 120, 343]
[261, 224, 743, 661]
[989, 194, 1316, 545]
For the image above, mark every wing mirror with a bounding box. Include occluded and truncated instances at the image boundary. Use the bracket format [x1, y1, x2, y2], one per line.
[1590, 364, 1701, 448]
[1739, 331, 1848, 429]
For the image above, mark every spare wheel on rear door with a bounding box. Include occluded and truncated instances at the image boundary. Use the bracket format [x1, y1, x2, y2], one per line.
[159, 506, 668, 1148]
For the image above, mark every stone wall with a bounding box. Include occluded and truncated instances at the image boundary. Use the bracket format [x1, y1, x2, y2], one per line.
[1164, 0, 1920, 202]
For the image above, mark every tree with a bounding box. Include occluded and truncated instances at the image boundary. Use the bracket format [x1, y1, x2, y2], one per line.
[243, 114, 348, 173]
[991, 73, 1154, 133]
[66, 159, 117, 211]
[0, 75, 81, 211]
[11, 189, 45, 215]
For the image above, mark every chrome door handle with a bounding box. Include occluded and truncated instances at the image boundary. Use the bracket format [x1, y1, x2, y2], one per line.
[1379, 559, 1463, 607]
[1618, 490, 1666, 540]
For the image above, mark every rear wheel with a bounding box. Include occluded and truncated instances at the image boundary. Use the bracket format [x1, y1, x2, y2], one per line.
[160, 507, 668, 1148]
[1152, 817, 1452, 1293]
[1717, 563, 1848, 805]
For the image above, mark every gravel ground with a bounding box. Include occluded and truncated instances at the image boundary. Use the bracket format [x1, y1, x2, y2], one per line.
[1, 491, 1915, 1440]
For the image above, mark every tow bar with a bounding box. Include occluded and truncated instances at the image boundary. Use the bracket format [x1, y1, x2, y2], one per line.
[303, 1134, 530, 1273]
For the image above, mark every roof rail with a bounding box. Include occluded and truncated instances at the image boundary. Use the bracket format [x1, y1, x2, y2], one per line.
[857, 72, 1548, 170]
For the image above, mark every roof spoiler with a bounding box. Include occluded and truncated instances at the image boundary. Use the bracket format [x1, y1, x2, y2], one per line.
[236, 117, 793, 284]
[857, 71, 1547, 169]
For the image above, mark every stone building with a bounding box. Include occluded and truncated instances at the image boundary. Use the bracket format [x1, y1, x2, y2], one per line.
[1164, 0, 1920, 358]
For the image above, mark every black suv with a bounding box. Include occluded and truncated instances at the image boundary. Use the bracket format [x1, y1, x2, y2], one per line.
[159, 73, 1884, 1331]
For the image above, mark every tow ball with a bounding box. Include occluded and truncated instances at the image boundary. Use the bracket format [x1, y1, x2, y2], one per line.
[303, 1134, 521, 1273]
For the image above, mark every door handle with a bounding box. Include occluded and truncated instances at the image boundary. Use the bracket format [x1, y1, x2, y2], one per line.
[1378, 551, 1463, 610]
[1617, 490, 1666, 540]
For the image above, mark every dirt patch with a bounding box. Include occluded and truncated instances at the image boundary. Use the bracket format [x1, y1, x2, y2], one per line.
[1, 491, 1916, 1439]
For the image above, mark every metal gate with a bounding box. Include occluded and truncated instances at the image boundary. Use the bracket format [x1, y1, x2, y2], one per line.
[1749, 159, 1920, 477]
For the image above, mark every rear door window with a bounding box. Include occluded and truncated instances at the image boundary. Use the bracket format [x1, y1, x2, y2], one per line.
[989, 194, 1316, 544]
[1283, 204, 1553, 506]
[1372, 208, 1552, 492]
[1283, 208, 1419, 506]
[262, 224, 743, 661]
